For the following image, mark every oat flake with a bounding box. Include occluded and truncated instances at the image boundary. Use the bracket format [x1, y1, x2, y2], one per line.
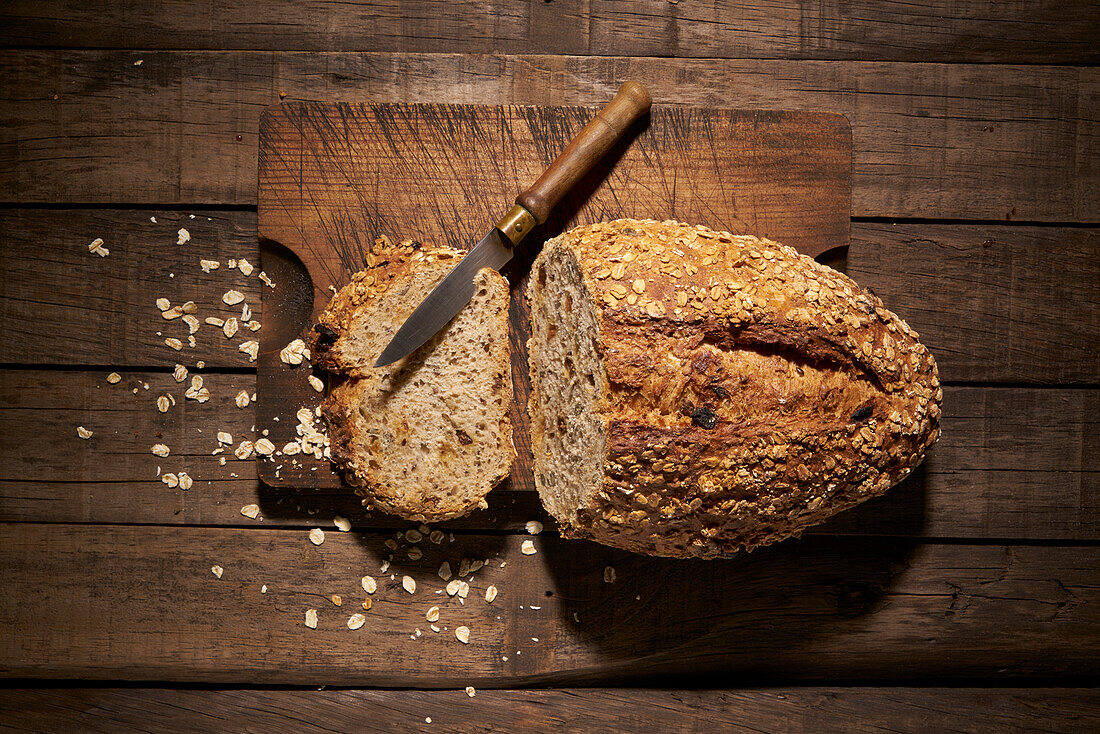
[402, 575, 416, 594]
[222, 290, 245, 306]
[308, 375, 324, 393]
[210, 565, 223, 578]
[347, 613, 366, 630]
[305, 608, 318, 629]
[526, 520, 543, 534]
[333, 516, 351, 532]
[485, 585, 498, 604]
[308, 528, 325, 545]
[521, 539, 537, 555]
[176, 228, 190, 245]
[177, 472, 193, 490]
[455, 626, 470, 644]
[240, 504, 260, 519]
[361, 575, 377, 594]
[151, 443, 170, 457]
[76, 426, 93, 439]
[107, 372, 122, 384]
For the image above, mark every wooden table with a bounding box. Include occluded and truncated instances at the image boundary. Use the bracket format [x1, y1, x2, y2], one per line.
[0, 3, 1097, 731]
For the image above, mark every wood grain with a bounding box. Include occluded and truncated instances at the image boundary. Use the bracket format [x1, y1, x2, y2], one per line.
[0, 52, 1095, 222]
[849, 223, 1100, 385]
[3, 210, 1094, 384]
[2, 0, 1096, 64]
[1, 686, 1096, 734]
[0, 209, 262, 368]
[1, 524, 1096, 684]
[1, 370, 1094, 538]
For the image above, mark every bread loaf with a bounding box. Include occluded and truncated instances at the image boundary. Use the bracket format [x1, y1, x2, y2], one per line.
[527, 219, 940, 559]
[310, 238, 513, 522]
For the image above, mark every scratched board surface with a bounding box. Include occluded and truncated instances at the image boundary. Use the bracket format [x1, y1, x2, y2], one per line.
[257, 102, 852, 488]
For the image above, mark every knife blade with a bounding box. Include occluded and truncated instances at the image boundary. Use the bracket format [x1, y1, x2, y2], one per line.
[374, 81, 652, 368]
[373, 226, 514, 368]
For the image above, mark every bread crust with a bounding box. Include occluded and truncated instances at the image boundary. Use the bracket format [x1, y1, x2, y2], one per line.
[529, 219, 941, 559]
[310, 237, 513, 522]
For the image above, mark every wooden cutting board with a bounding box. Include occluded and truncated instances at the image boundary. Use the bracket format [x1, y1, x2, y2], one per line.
[257, 102, 851, 488]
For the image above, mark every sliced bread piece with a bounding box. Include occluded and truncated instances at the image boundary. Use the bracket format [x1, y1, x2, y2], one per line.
[310, 239, 513, 522]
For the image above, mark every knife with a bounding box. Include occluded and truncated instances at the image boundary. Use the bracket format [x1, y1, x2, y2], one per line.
[374, 81, 652, 368]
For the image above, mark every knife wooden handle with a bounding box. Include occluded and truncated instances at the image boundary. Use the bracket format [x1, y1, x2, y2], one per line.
[516, 81, 652, 225]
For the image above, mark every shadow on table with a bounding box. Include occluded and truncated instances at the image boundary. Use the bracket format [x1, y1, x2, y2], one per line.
[539, 470, 928, 680]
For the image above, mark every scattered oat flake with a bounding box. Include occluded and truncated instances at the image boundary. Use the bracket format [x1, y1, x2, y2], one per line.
[156, 297, 171, 312]
[402, 576, 416, 594]
[261, 584, 268, 593]
[182, 315, 200, 334]
[445, 579, 461, 597]
[217, 431, 233, 445]
[238, 340, 259, 362]
[308, 375, 324, 393]
[347, 613, 366, 630]
[178, 472, 193, 490]
[223, 290, 245, 306]
[308, 528, 325, 545]
[134, 59, 143, 66]
[87, 237, 109, 257]
[161, 473, 178, 488]
[361, 575, 377, 594]
[248, 320, 261, 331]
[223, 318, 239, 339]
[465, 686, 476, 698]
[177, 228, 190, 245]
[259, 271, 275, 288]
[604, 566, 616, 583]
[238, 258, 254, 276]
[200, 259, 220, 273]
[282, 442, 301, 455]
[76, 426, 94, 439]
[241, 303, 252, 322]
[485, 585, 498, 603]
[334, 516, 351, 532]
[521, 539, 537, 555]
[305, 608, 318, 629]
[173, 364, 188, 383]
[280, 338, 307, 365]
[151, 443, 170, 457]
[164, 337, 183, 351]
[407, 547, 423, 561]
[405, 529, 423, 543]
[361, 598, 372, 611]
[255, 438, 275, 456]
[525, 520, 543, 534]
[156, 395, 170, 413]
[234, 390, 251, 408]
[426, 606, 440, 622]
[438, 562, 452, 581]
[240, 504, 260, 519]
[211, 565, 223, 578]
[106, 372, 122, 384]
[430, 530, 445, 544]
[455, 626, 470, 644]
[330, 594, 342, 606]
[205, 317, 225, 327]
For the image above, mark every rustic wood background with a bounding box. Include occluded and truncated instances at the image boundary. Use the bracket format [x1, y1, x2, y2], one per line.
[0, 1, 1097, 731]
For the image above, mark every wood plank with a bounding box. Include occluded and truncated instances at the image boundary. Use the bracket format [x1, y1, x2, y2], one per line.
[4, 211, 1097, 383]
[1, 687, 1097, 733]
[2, 0, 1096, 64]
[849, 223, 1100, 385]
[2, 369, 1096, 539]
[1, 524, 1096, 684]
[0, 209, 262, 368]
[0, 52, 1095, 222]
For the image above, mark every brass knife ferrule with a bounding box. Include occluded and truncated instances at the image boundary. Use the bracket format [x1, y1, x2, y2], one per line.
[495, 204, 537, 247]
